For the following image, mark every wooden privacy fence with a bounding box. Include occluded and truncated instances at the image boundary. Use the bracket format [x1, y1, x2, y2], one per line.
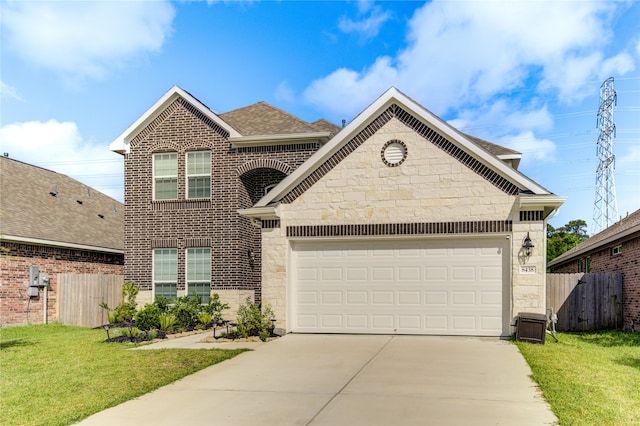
[546, 272, 623, 331]
[58, 274, 123, 327]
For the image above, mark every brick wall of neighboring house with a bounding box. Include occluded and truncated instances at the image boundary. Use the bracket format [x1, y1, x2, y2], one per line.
[0, 242, 124, 325]
[550, 236, 640, 328]
[124, 98, 318, 303]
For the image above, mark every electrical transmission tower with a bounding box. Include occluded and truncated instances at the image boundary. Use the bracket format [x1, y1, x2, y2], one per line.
[592, 77, 619, 235]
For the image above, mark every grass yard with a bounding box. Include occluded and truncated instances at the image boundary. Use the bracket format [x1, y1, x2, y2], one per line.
[0, 324, 248, 426]
[515, 331, 640, 425]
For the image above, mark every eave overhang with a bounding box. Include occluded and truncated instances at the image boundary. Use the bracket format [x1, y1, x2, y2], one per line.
[519, 195, 567, 218]
[2, 235, 124, 255]
[237, 205, 279, 221]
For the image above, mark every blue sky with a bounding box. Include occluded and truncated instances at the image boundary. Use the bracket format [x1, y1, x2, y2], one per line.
[1, 0, 639, 234]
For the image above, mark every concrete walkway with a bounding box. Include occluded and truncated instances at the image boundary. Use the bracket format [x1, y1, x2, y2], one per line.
[78, 334, 557, 426]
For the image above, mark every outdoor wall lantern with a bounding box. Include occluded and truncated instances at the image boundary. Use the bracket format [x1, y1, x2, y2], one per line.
[248, 248, 255, 267]
[522, 232, 535, 257]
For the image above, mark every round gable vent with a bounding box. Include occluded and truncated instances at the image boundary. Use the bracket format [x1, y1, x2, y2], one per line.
[381, 140, 407, 167]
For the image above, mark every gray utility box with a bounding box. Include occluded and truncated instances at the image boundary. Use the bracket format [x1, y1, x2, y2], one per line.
[516, 312, 547, 344]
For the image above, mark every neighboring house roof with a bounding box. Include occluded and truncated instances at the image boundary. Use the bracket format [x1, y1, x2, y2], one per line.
[0, 157, 124, 253]
[548, 208, 640, 268]
[251, 87, 564, 214]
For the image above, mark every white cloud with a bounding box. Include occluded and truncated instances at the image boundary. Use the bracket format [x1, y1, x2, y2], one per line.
[497, 131, 557, 166]
[1, 1, 175, 79]
[0, 120, 123, 201]
[274, 81, 295, 103]
[338, 5, 391, 39]
[304, 56, 398, 115]
[304, 1, 632, 119]
[454, 101, 554, 136]
[0, 80, 24, 102]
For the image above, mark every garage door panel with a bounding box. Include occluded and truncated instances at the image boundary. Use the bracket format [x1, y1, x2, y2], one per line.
[425, 266, 447, 280]
[372, 291, 394, 304]
[346, 291, 368, 304]
[346, 267, 368, 281]
[451, 266, 476, 281]
[398, 267, 421, 281]
[425, 291, 447, 305]
[451, 291, 476, 305]
[372, 315, 394, 329]
[297, 291, 318, 304]
[372, 267, 394, 280]
[398, 291, 421, 304]
[320, 268, 342, 281]
[480, 291, 502, 305]
[291, 239, 505, 336]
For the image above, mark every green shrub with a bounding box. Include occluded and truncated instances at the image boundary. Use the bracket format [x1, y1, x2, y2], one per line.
[170, 295, 201, 329]
[198, 312, 213, 327]
[202, 293, 229, 324]
[159, 314, 177, 332]
[135, 304, 161, 331]
[236, 297, 275, 338]
[99, 281, 139, 324]
[153, 296, 171, 313]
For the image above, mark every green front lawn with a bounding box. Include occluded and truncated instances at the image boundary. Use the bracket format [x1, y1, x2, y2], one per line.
[0, 324, 247, 426]
[516, 331, 640, 425]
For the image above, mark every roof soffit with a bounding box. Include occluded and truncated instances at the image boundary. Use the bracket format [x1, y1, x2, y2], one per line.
[255, 87, 553, 208]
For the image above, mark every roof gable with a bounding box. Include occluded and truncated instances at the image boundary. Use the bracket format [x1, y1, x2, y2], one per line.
[109, 86, 240, 155]
[256, 87, 553, 208]
[0, 157, 124, 252]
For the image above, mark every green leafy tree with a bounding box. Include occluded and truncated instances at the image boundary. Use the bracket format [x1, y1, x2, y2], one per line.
[547, 219, 589, 263]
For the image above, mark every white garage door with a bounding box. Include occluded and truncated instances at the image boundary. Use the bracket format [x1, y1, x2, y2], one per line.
[290, 238, 507, 336]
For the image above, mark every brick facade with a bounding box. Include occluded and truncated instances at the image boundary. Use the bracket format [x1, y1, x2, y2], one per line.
[124, 98, 318, 304]
[0, 242, 124, 325]
[550, 236, 640, 328]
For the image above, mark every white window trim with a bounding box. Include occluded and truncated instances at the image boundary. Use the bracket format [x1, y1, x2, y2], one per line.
[186, 151, 211, 200]
[153, 152, 178, 201]
[185, 247, 211, 303]
[153, 248, 178, 301]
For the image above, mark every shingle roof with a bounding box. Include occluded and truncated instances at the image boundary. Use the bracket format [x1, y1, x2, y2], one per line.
[463, 133, 521, 157]
[310, 119, 342, 136]
[0, 157, 124, 252]
[548, 208, 640, 267]
[220, 101, 334, 136]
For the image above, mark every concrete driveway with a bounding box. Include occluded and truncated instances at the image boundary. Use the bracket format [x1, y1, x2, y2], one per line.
[78, 334, 557, 425]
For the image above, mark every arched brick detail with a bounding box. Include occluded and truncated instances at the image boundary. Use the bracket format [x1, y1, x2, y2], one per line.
[236, 159, 293, 177]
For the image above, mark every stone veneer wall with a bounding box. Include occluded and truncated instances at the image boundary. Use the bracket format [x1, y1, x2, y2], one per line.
[0, 242, 124, 325]
[260, 117, 549, 332]
[124, 98, 317, 305]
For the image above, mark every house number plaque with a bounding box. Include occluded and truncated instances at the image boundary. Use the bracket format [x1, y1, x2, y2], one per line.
[519, 265, 537, 274]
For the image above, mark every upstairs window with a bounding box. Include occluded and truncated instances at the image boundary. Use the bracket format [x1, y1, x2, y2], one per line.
[186, 151, 211, 199]
[611, 245, 622, 256]
[153, 248, 177, 302]
[153, 153, 178, 200]
[186, 248, 211, 304]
